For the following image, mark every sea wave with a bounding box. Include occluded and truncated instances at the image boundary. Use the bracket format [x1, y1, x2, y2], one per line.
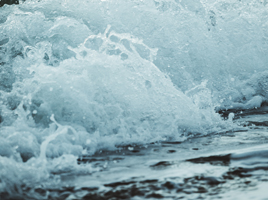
[0, 0, 267, 197]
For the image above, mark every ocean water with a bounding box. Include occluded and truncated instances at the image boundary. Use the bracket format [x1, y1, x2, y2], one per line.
[0, 0, 268, 199]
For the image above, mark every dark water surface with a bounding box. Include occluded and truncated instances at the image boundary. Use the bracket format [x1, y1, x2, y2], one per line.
[3, 109, 268, 200]
[59, 111, 268, 200]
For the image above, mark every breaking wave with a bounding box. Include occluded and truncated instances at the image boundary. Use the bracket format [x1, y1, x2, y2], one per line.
[0, 0, 267, 197]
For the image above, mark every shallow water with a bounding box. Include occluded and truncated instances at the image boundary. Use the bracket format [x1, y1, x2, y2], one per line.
[1, 0, 268, 199]
[3, 110, 268, 199]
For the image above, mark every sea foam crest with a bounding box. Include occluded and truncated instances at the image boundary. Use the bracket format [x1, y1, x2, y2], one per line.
[0, 9, 223, 167]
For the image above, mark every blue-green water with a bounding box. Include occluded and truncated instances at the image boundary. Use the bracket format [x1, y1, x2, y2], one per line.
[0, 0, 268, 199]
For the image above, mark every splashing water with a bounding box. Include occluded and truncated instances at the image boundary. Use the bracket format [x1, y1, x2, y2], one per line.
[0, 0, 268, 198]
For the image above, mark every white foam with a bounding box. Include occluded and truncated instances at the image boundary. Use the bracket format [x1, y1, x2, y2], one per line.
[0, 0, 267, 196]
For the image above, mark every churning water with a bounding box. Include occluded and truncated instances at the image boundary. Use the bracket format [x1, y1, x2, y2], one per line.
[0, 0, 268, 199]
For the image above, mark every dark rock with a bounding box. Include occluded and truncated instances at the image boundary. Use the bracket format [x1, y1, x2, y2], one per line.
[0, 0, 19, 7]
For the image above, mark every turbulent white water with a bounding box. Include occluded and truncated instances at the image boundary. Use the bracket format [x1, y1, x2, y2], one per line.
[0, 0, 268, 197]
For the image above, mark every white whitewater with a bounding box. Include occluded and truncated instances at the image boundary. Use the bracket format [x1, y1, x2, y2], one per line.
[0, 0, 267, 198]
